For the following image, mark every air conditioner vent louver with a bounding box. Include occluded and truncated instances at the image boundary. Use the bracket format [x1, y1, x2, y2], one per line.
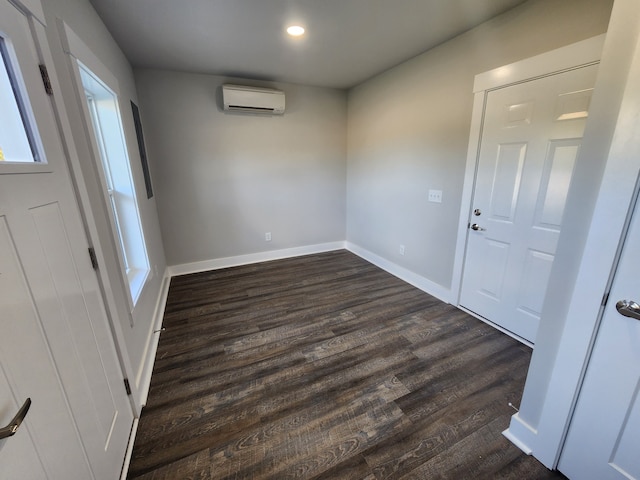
[228, 105, 276, 112]
[222, 84, 285, 115]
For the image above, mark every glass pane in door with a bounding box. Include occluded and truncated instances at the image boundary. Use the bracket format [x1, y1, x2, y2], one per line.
[0, 37, 39, 163]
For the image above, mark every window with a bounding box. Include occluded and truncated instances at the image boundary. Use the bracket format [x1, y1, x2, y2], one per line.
[0, 36, 41, 164]
[79, 64, 149, 305]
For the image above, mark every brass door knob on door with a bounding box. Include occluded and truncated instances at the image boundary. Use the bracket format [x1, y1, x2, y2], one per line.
[0, 398, 31, 440]
[470, 223, 486, 231]
[615, 300, 640, 321]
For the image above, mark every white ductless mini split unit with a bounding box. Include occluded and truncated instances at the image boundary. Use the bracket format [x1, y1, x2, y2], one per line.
[222, 84, 285, 115]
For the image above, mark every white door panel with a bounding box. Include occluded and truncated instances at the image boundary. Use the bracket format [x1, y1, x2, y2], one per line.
[0, 369, 47, 480]
[460, 64, 597, 343]
[516, 249, 553, 316]
[559, 189, 640, 479]
[489, 142, 527, 223]
[535, 140, 580, 229]
[0, 214, 92, 479]
[0, 1, 132, 478]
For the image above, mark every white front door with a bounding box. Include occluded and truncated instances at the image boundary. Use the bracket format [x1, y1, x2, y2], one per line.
[459, 64, 597, 343]
[0, 1, 133, 478]
[558, 189, 640, 479]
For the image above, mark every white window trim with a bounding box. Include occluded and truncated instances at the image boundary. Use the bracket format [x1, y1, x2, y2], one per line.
[62, 22, 150, 310]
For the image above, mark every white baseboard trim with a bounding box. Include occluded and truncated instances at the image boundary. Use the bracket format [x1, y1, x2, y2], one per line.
[168, 242, 347, 277]
[503, 412, 537, 456]
[135, 270, 171, 408]
[503, 429, 533, 456]
[345, 242, 452, 304]
[120, 417, 139, 480]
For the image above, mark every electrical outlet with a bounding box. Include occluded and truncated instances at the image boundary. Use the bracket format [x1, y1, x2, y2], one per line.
[428, 189, 443, 203]
[399, 245, 405, 256]
[265, 232, 272, 242]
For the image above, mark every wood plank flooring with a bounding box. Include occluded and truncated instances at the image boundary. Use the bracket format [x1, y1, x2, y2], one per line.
[127, 250, 566, 479]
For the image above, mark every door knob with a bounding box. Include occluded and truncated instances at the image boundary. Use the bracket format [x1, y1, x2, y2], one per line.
[0, 398, 31, 440]
[615, 300, 640, 321]
[470, 223, 486, 231]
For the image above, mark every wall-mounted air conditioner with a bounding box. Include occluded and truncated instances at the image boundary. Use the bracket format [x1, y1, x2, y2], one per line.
[222, 84, 285, 115]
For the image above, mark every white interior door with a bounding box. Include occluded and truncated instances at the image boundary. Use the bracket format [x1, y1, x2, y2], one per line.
[0, 1, 133, 478]
[558, 187, 640, 479]
[459, 64, 597, 343]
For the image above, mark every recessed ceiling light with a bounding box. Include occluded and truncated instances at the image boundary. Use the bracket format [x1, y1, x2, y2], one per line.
[286, 25, 305, 37]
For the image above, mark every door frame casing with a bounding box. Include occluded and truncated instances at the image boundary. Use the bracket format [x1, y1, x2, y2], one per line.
[508, 3, 640, 468]
[51, 19, 150, 414]
[556, 171, 640, 477]
[451, 34, 606, 344]
[30, 17, 141, 414]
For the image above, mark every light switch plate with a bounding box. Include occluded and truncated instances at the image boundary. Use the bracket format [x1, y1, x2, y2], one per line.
[428, 189, 443, 203]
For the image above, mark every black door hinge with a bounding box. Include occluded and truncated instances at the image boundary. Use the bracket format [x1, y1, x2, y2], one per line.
[124, 378, 132, 396]
[88, 247, 99, 270]
[39, 65, 53, 95]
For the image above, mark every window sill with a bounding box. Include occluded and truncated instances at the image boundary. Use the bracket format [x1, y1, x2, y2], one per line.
[128, 267, 150, 307]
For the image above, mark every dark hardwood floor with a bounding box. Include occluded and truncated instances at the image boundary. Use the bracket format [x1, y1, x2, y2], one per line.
[128, 250, 566, 479]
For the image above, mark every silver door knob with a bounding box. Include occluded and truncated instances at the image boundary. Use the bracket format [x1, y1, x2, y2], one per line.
[615, 300, 640, 321]
[0, 398, 31, 440]
[470, 223, 486, 231]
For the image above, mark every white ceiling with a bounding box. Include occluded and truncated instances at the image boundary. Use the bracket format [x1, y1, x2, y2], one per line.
[88, 0, 527, 89]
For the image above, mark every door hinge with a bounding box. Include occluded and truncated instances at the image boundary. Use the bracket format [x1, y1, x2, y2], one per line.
[601, 292, 610, 307]
[124, 378, 132, 396]
[39, 65, 53, 96]
[88, 247, 99, 270]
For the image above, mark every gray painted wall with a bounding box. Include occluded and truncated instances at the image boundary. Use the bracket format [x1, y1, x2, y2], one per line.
[42, 0, 167, 405]
[134, 71, 347, 266]
[346, 0, 614, 292]
[39, 0, 613, 419]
